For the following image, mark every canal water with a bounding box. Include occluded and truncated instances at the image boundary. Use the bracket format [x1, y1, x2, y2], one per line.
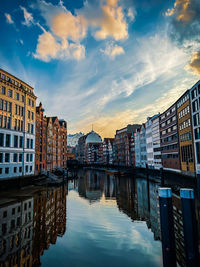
[0, 170, 199, 267]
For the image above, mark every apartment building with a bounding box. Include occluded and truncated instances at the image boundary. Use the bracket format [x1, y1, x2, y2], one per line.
[152, 115, 162, 169]
[35, 102, 47, 175]
[177, 90, 195, 174]
[103, 138, 114, 165]
[135, 124, 147, 168]
[160, 103, 180, 170]
[190, 80, 200, 174]
[114, 124, 141, 166]
[0, 69, 36, 178]
[46, 117, 67, 171]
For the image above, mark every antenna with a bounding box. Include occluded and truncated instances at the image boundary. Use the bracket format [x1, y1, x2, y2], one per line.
[92, 124, 93, 131]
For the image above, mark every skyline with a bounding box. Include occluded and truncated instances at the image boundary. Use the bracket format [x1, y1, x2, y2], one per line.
[1, 0, 200, 138]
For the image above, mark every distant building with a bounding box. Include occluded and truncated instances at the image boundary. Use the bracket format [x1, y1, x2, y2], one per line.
[114, 124, 141, 166]
[145, 114, 160, 168]
[135, 124, 147, 168]
[160, 103, 180, 170]
[67, 132, 84, 147]
[152, 115, 162, 169]
[103, 138, 114, 165]
[77, 130, 103, 164]
[190, 80, 200, 175]
[0, 68, 37, 178]
[67, 146, 76, 160]
[177, 90, 195, 175]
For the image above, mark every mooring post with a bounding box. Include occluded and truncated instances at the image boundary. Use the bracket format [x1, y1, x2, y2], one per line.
[158, 188, 176, 267]
[160, 167, 164, 187]
[180, 189, 200, 267]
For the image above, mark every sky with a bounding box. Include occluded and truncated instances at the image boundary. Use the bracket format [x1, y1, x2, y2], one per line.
[0, 0, 200, 138]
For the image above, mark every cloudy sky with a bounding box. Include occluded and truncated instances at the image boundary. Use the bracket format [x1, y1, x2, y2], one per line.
[1, 0, 200, 137]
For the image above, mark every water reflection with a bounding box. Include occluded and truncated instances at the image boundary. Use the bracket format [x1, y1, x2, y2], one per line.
[0, 170, 199, 266]
[0, 186, 67, 267]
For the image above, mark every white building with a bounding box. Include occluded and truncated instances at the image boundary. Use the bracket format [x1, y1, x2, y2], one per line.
[135, 124, 147, 168]
[152, 115, 162, 169]
[190, 80, 200, 174]
[145, 117, 154, 167]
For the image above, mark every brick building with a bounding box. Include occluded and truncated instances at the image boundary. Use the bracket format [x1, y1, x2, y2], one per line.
[114, 124, 141, 166]
[35, 102, 47, 175]
[160, 103, 180, 170]
[177, 90, 195, 175]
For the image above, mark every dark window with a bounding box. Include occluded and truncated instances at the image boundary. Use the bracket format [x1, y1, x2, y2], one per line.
[13, 153, 18, 162]
[27, 138, 30, 148]
[3, 211, 7, 218]
[31, 139, 33, 149]
[19, 166, 22, 173]
[19, 153, 22, 162]
[5, 153, 10, 162]
[12, 208, 15, 215]
[0, 168, 2, 174]
[196, 142, 200, 164]
[0, 153, 2, 163]
[26, 154, 29, 162]
[14, 135, 18, 148]
[13, 167, 17, 173]
[25, 165, 28, 172]
[30, 166, 32, 172]
[0, 99, 3, 110]
[5, 134, 10, 147]
[5, 167, 9, 174]
[1, 86, 6, 95]
[19, 136, 23, 148]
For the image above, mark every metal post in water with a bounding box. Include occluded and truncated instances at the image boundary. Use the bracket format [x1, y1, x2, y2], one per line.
[158, 188, 176, 267]
[180, 188, 200, 267]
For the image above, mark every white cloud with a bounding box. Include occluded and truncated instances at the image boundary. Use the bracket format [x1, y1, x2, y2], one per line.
[101, 42, 125, 59]
[5, 13, 14, 24]
[127, 8, 135, 21]
[20, 6, 34, 26]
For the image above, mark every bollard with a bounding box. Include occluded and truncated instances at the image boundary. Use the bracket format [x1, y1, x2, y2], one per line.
[158, 188, 176, 267]
[160, 167, 164, 187]
[180, 189, 200, 267]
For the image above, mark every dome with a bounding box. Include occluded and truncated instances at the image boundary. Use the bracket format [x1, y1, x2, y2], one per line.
[85, 131, 102, 144]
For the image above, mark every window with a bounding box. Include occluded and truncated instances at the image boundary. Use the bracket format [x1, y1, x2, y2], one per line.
[0, 153, 3, 163]
[26, 154, 29, 162]
[30, 154, 33, 162]
[19, 166, 22, 173]
[14, 135, 18, 148]
[27, 138, 30, 148]
[25, 165, 28, 172]
[15, 104, 17, 115]
[4, 100, 7, 111]
[19, 153, 22, 162]
[195, 128, 200, 140]
[28, 98, 31, 105]
[0, 99, 3, 110]
[13, 153, 18, 162]
[31, 139, 33, 149]
[0, 133, 4, 146]
[4, 116, 7, 128]
[196, 143, 200, 163]
[30, 166, 32, 172]
[32, 100, 34, 107]
[0, 115, 2, 128]
[1, 86, 6, 95]
[16, 93, 20, 100]
[2, 74, 5, 80]
[22, 95, 24, 102]
[6, 134, 10, 147]
[19, 136, 23, 148]
[28, 110, 30, 119]
[31, 112, 34, 120]
[5, 153, 10, 162]
[31, 124, 34, 134]
[13, 167, 17, 173]
[193, 113, 200, 126]
[28, 123, 30, 133]
[8, 102, 12, 112]
[8, 89, 13, 97]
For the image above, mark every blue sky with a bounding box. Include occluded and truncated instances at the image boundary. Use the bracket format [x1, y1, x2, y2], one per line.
[0, 0, 200, 137]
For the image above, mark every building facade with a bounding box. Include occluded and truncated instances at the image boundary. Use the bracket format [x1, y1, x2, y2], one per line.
[114, 124, 141, 166]
[152, 115, 162, 169]
[85, 131, 103, 164]
[190, 80, 200, 174]
[135, 124, 147, 168]
[0, 69, 36, 179]
[160, 103, 180, 170]
[103, 138, 114, 165]
[35, 102, 47, 175]
[177, 90, 195, 175]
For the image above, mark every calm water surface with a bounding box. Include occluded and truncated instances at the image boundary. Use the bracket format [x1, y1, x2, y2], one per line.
[0, 170, 199, 267]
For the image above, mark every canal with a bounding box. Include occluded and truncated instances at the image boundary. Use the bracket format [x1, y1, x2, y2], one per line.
[0, 170, 199, 266]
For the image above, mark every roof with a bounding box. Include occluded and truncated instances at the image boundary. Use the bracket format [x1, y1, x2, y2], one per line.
[85, 130, 102, 144]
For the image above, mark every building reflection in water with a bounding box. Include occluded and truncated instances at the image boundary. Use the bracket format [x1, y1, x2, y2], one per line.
[0, 186, 67, 267]
[76, 171, 199, 267]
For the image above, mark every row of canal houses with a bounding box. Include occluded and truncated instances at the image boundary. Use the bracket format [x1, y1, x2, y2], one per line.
[0, 68, 67, 179]
[101, 80, 200, 176]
